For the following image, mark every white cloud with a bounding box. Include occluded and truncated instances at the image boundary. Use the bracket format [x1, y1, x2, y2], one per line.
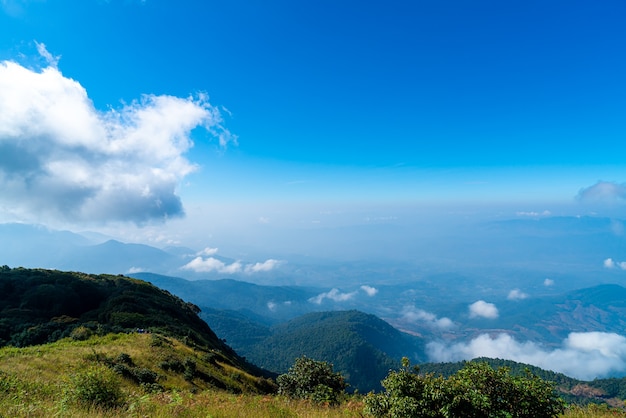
[267, 301, 277, 312]
[427, 332, 626, 381]
[577, 181, 626, 202]
[507, 289, 528, 301]
[468, 300, 499, 319]
[604, 258, 626, 270]
[360, 285, 378, 296]
[0, 53, 233, 225]
[244, 259, 282, 273]
[402, 306, 454, 330]
[34, 42, 59, 68]
[127, 266, 145, 274]
[309, 288, 358, 305]
[516, 210, 551, 217]
[198, 247, 219, 256]
[181, 257, 242, 274]
[543, 278, 554, 287]
[181, 256, 282, 274]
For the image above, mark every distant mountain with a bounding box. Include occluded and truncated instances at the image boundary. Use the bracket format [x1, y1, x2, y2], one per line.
[0, 222, 196, 275]
[132, 272, 320, 322]
[63, 239, 179, 274]
[0, 223, 89, 268]
[454, 283, 626, 345]
[202, 309, 425, 392]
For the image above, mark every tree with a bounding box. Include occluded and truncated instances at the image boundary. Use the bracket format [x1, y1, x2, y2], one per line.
[364, 359, 565, 418]
[277, 356, 347, 405]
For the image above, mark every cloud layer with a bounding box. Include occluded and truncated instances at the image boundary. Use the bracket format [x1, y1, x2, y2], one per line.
[401, 306, 454, 330]
[181, 256, 282, 274]
[427, 332, 626, 381]
[0, 51, 233, 224]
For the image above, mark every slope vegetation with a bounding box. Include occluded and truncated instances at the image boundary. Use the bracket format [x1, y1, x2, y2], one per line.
[0, 266, 267, 381]
[203, 309, 425, 392]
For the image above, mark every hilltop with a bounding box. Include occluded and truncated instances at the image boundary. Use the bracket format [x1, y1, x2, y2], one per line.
[202, 309, 425, 392]
[0, 266, 271, 387]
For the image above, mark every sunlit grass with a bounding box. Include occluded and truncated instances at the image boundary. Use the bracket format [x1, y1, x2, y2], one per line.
[0, 333, 624, 417]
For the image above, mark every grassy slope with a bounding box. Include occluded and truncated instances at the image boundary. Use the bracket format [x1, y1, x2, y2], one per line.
[0, 334, 622, 417]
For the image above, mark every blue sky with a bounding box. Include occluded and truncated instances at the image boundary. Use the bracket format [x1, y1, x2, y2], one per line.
[1, 0, 626, 249]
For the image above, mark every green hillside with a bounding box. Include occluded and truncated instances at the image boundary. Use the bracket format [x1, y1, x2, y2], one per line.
[0, 266, 268, 381]
[203, 309, 425, 393]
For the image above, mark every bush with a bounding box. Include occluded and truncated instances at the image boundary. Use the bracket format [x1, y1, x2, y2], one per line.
[277, 356, 347, 405]
[70, 325, 93, 341]
[364, 359, 564, 418]
[68, 365, 125, 410]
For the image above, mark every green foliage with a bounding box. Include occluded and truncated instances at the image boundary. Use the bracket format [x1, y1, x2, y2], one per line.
[0, 267, 227, 349]
[68, 365, 126, 409]
[222, 310, 422, 393]
[364, 359, 565, 418]
[277, 356, 347, 405]
[70, 325, 93, 341]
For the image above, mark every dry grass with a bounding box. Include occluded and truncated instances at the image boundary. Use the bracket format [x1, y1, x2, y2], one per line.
[0, 334, 624, 417]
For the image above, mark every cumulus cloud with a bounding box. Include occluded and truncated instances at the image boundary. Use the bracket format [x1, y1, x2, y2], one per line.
[181, 256, 281, 274]
[402, 306, 454, 330]
[309, 288, 358, 304]
[544, 278, 554, 287]
[603, 258, 626, 270]
[0, 47, 234, 224]
[182, 257, 242, 274]
[507, 289, 529, 301]
[360, 285, 378, 296]
[244, 259, 283, 273]
[198, 247, 219, 256]
[427, 332, 626, 381]
[468, 300, 499, 319]
[577, 181, 626, 203]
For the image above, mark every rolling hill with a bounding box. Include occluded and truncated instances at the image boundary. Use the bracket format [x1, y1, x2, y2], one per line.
[0, 266, 271, 388]
[202, 309, 425, 392]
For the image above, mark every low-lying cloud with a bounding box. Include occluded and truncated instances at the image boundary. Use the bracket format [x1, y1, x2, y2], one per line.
[309, 288, 358, 304]
[507, 289, 529, 301]
[577, 181, 626, 202]
[468, 300, 499, 319]
[181, 256, 281, 274]
[360, 285, 378, 296]
[427, 332, 626, 381]
[0, 45, 233, 224]
[309, 285, 380, 304]
[604, 258, 626, 270]
[402, 306, 454, 330]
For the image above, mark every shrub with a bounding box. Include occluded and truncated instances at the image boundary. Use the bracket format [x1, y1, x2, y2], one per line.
[68, 365, 125, 410]
[364, 359, 564, 418]
[70, 325, 93, 341]
[277, 356, 347, 405]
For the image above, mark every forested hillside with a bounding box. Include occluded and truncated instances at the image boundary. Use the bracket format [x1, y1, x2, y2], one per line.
[202, 309, 425, 392]
[0, 266, 266, 379]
